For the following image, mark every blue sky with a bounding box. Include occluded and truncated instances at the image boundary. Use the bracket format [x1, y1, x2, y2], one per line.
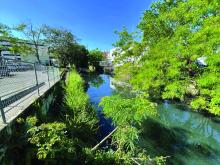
[0, 0, 154, 50]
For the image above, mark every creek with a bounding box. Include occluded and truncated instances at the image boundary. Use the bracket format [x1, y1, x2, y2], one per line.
[86, 74, 220, 165]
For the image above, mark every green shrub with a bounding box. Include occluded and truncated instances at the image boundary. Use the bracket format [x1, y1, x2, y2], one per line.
[28, 122, 76, 160]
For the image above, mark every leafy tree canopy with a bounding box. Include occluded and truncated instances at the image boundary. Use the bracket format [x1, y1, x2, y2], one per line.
[43, 26, 89, 68]
[0, 23, 32, 56]
[113, 0, 220, 115]
[88, 48, 105, 71]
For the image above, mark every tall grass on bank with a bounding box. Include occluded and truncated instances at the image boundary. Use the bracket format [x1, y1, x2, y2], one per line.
[65, 70, 89, 112]
[64, 70, 98, 142]
[27, 70, 98, 162]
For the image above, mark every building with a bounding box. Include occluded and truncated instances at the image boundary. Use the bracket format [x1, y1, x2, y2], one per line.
[0, 40, 50, 65]
[106, 48, 120, 63]
[106, 47, 140, 67]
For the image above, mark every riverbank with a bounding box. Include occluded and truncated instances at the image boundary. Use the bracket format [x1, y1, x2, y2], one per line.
[110, 76, 220, 118]
[86, 74, 220, 165]
[1, 72, 219, 165]
[0, 70, 99, 164]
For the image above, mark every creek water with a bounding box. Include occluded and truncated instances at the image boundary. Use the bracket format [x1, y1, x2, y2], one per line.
[86, 74, 220, 165]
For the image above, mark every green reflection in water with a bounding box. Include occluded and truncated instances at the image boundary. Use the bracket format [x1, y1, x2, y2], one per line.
[87, 74, 220, 165]
[139, 103, 220, 165]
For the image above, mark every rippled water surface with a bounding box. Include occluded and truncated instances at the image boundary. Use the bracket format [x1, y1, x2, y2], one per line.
[86, 74, 220, 165]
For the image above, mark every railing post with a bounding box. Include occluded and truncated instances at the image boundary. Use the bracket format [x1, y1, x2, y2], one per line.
[47, 66, 50, 88]
[52, 67, 55, 83]
[34, 63, 40, 96]
[0, 97, 6, 123]
[57, 68, 60, 80]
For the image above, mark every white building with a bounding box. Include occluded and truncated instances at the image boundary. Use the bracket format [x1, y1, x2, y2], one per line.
[106, 47, 144, 67]
[0, 40, 50, 65]
[107, 48, 118, 62]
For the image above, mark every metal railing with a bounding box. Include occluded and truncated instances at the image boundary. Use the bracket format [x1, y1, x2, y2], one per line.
[99, 60, 113, 67]
[0, 57, 60, 123]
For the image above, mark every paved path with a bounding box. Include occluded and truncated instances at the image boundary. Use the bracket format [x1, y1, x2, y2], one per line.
[0, 69, 60, 131]
[0, 69, 58, 99]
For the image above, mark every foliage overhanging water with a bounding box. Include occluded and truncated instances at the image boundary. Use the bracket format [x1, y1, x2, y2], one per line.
[86, 74, 220, 165]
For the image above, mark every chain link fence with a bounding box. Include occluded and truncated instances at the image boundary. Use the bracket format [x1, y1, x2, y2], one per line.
[0, 57, 60, 123]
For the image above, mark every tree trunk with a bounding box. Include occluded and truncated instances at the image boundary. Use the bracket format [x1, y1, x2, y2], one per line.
[35, 46, 41, 64]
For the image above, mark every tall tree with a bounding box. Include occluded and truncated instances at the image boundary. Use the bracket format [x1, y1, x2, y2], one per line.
[43, 26, 89, 68]
[18, 23, 45, 63]
[113, 0, 220, 115]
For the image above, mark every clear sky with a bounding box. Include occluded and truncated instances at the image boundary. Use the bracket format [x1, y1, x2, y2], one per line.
[0, 0, 154, 50]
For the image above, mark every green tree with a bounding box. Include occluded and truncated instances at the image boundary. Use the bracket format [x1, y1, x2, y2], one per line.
[113, 0, 220, 115]
[100, 94, 156, 151]
[0, 23, 32, 58]
[17, 23, 46, 63]
[43, 26, 89, 68]
[98, 94, 166, 164]
[70, 44, 89, 69]
[88, 48, 105, 72]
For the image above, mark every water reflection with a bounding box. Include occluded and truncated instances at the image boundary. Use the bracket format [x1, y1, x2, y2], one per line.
[83, 73, 105, 89]
[157, 103, 220, 145]
[86, 74, 114, 139]
[86, 74, 220, 165]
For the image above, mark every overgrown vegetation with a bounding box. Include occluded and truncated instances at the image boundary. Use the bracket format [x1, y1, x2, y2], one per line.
[20, 70, 164, 164]
[25, 70, 97, 163]
[112, 0, 220, 115]
[64, 70, 98, 143]
[99, 94, 167, 164]
[2, 0, 219, 164]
